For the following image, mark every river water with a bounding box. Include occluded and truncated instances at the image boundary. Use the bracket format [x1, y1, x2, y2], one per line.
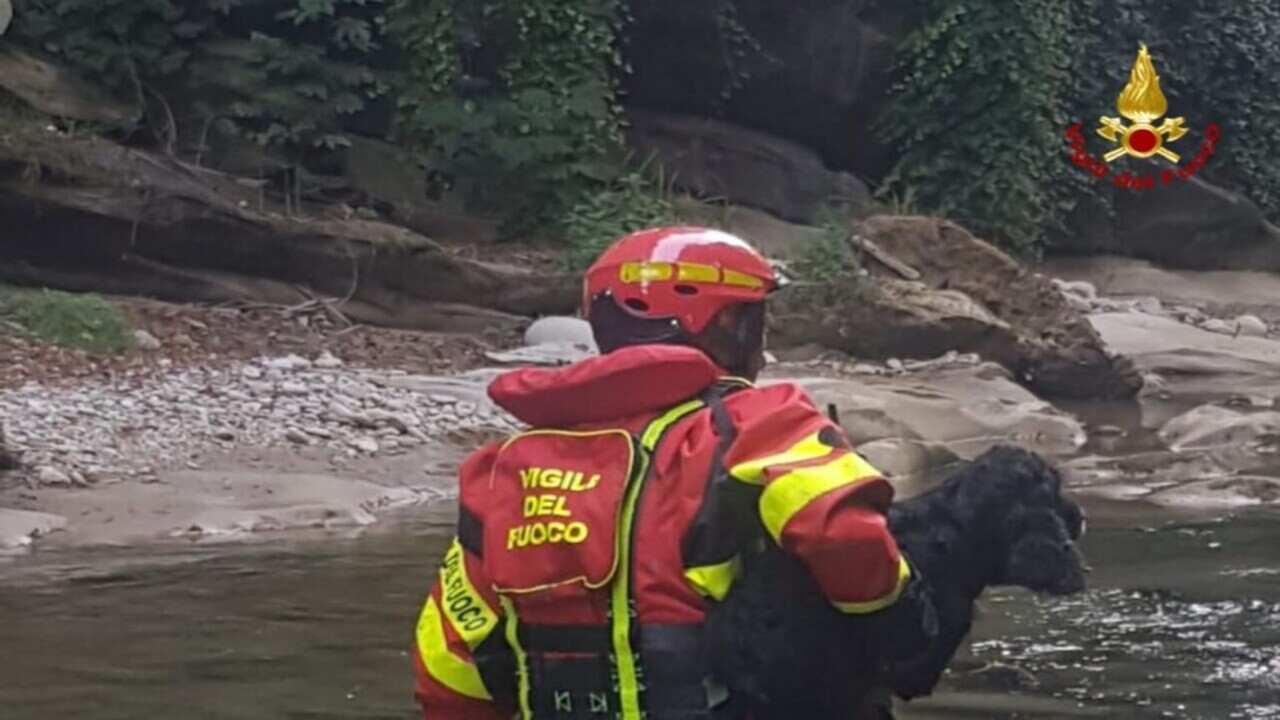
[2, 466, 1278, 718]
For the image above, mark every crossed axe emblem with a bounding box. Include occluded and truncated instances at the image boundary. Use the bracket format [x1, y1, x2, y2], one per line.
[1096, 116, 1188, 163]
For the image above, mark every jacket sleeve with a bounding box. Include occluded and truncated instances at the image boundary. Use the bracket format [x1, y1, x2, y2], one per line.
[413, 537, 508, 719]
[722, 385, 910, 614]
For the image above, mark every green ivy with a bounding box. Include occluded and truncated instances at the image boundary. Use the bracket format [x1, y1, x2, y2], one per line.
[392, 0, 627, 238]
[877, 0, 1280, 254]
[876, 0, 1075, 257]
[11, 0, 389, 152]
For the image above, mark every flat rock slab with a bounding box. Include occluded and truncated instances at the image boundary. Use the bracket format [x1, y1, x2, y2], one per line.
[1089, 312, 1280, 401]
[771, 362, 1086, 461]
[1046, 256, 1280, 322]
[0, 508, 67, 551]
[15, 470, 423, 547]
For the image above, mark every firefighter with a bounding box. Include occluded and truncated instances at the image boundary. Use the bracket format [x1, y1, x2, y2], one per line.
[412, 226, 936, 719]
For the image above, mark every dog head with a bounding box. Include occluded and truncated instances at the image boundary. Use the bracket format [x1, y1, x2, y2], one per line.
[964, 445, 1089, 595]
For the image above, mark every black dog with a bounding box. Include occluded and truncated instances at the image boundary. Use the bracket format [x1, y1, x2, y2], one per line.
[704, 445, 1088, 719]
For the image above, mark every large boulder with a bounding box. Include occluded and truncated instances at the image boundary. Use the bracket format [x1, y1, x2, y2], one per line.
[1056, 168, 1280, 271]
[771, 277, 1017, 361]
[771, 216, 1143, 400]
[627, 110, 872, 224]
[623, 1, 906, 177]
[771, 363, 1087, 461]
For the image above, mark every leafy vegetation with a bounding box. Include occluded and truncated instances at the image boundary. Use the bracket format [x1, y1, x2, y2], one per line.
[877, 0, 1074, 258]
[791, 209, 864, 284]
[9, 0, 1280, 255]
[559, 160, 679, 273]
[12, 0, 390, 152]
[0, 286, 134, 353]
[391, 0, 627, 238]
[877, 0, 1280, 255]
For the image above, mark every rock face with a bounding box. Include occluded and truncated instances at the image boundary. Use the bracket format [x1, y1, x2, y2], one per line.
[0, 45, 138, 124]
[771, 216, 1143, 400]
[0, 120, 576, 331]
[627, 110, 872, 224]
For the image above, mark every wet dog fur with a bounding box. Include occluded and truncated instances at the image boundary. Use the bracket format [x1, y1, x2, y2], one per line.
[704, 444, 1088, 719]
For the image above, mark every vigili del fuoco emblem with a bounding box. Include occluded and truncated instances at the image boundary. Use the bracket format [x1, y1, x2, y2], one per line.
[1096, 44, 1187, 163]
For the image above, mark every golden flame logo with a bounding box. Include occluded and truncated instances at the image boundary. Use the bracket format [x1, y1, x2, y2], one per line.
[1116, 44, 1167, 124]
[1097, 44, 1187, 163]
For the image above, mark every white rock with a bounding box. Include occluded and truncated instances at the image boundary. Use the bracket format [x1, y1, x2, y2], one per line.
[1236, 314, 1268, 338]
[278, 381, 309, 397]
[133, 330, 162, 351]
[286, 428, 312, 445]
[36, 466, 71, 486]
[1065, 294, 1092, 313]
[524, 316, 597, 349]
[262, 354, 312, 371]
[1056, 279, 1097, 300]
[241, 366, 264, 380]
[314, 351, 344, 369]
[349, 437, 379, 454]
[1128, 296, 1163, 314]
[1201, 318, 1237, 335]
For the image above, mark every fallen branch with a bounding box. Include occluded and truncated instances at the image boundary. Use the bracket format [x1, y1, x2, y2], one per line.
[847, 233, 922, 280]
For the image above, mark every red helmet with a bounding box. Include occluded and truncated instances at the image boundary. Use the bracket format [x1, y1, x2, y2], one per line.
[582, 226, 778, 336]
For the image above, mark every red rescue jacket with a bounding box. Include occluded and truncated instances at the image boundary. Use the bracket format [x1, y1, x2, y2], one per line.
[413, 345, 910, 719]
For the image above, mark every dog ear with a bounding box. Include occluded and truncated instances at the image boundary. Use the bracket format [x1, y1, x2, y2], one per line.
[1058, 494, 1086, 540]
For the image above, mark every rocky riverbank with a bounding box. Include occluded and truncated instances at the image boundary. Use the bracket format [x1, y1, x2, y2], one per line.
[7, 255, 1280, 552]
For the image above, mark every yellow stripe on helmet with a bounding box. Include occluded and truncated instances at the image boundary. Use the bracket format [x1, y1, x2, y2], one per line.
[618, 261, 765, 289]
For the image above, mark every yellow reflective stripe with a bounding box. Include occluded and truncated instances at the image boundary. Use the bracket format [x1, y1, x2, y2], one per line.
[613, 399, 707, 719]
[438, 539, 499, 648]
[620, 261, 674, 283]
[676, 262, 720, 283]
[612, 448, 650, 719]
[499, 596, 533, 720]
[618, 261, 765, 289]
[684, 555, 742, 601]
[832, 556, 913, 614]
[415, 596, 492, 700]
[728, 431, 835, 486]
[758, 451, 882, 541]
[641, 398, 705, 450]
[721, 268, 765, 288]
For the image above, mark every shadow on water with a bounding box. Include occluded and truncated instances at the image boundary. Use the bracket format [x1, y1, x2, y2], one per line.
[2, 441, 1279, 719]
